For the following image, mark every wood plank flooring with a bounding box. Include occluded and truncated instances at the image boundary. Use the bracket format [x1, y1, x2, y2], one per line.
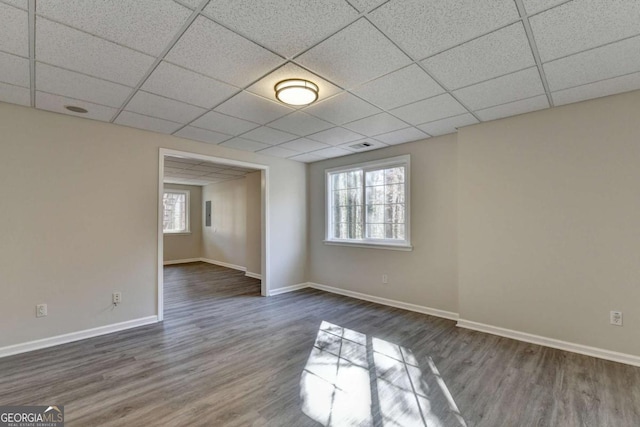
[1, 262, 639, 426]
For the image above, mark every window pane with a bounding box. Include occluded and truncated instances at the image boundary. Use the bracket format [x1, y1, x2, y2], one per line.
[328, 159, 408, 244]
[365, 185, 385, 205]
[347, 170, 362, 189]
[385, 223, 405, 240]
[335, 206, 363, 225]
[163, 192, 187, 232]
[384, 203, 405, 224]
[385, 184, 405, 204]
[365, 169, 384, 186]
[385, 167, 405, 184]
[366, 223, 385, 239]
[366, 204, 384, 224]
[332, 172, 347, 190]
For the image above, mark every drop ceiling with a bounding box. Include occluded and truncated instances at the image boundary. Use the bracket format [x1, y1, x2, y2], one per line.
[164, 155, 256, 186]
[1, 0, 639, 163]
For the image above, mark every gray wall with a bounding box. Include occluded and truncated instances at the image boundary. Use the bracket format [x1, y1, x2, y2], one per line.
[163, 183, 202, 262]
[202, 178, 246, 268]
[245, 171, 262, 276]
[0, 102, 307, 348]
[308, 134, 459, 314]
[457, 90, 640, 356]
[307, 89, 640, 358]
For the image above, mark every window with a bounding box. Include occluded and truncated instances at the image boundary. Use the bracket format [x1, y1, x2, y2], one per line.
[163, 190, 190, 234]
[325, 155, 411, 250]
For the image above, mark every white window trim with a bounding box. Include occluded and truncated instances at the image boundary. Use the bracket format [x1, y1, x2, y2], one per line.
[163, 189, 191, 234]
[324, 154, 412, 251]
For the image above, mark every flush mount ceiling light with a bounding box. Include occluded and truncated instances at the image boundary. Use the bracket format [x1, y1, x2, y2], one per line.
[64, 105, 88, 114]
[274, 79, 319, 106]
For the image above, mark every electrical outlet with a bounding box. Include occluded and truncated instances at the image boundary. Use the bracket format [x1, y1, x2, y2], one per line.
[36, 304, 47, 318]
[610, 311, 623, 326]
[113, 292, 122, 305]
[382, 274, 388, 284]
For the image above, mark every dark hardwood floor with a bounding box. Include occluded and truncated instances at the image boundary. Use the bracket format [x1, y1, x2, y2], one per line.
[1, 262, 638, 426]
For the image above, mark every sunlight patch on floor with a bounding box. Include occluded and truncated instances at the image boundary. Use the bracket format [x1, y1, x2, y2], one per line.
[300, 321, 468, 426]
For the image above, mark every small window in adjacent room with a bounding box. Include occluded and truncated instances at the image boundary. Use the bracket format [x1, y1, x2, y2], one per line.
[163, 190, 190, 234]
[325, 155, 411, 250]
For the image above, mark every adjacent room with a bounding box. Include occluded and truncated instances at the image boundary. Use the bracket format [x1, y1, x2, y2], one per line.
[1, 0, 639, 425]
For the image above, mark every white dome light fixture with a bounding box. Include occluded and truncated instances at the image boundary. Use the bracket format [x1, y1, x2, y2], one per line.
[274, 79, 319, 106]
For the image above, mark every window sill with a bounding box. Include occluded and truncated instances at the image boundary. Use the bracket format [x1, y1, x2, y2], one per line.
[323, 240, 413, 251]
[164, 232, 191, 236]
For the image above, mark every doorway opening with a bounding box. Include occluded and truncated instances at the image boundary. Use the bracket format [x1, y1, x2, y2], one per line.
[157, 148, 270, 321]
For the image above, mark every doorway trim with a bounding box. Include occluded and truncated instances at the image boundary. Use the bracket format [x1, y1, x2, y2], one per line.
[157, 148, 270, 321]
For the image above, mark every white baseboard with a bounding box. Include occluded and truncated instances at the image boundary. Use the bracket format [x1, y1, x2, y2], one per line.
[163, 258, 201, 265]
[308, 282, 459, 321]
[457, 319, 640, 367]
[268, 283, 309, 296]
[200, 258, 246, 272]
[0, 316, 158, 359]
[245, 271, 262, 280]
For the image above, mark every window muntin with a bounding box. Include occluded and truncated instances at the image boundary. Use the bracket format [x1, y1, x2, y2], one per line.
[326, 156, 410, 249]
[163, 190, 190, 233]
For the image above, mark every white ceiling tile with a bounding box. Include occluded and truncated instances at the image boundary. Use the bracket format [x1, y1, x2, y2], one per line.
[454, 67, 544, 110]
[417, 113, 479, 136]
[475, 94, 549, 121]
[35, 91, 118, 122]
[165, 16, 283, 87]
[522, 0, 565, 15]
[36, 18, 155, 86]
[0, 3, 28, 57]
[173, 0, 200, 9]
[0, 51, 29, 87]
[175, 126, 232, 144]
[188, 164, 229, 173]
[36, 63, 132, 108]
[246, 62, 342, 106]
[278, 138, 329, 152]
[352, 64, 445, 110]
[304, 92, 381, 125]
[374, 127, 429, 145]
[422, 23, 535, 90]
[343, 112, 408, 136]
[142, 62, 238, 109]
[220, 137, 270, 152]
[552, 72, 640, 106]
[0, 82, 30, 106]
[296, 18, 412, 89]
[369, 0, 519, 59]
[530, 0, 640, 62]
[115, 111, 183, 134]
[256, 145, 298, 158]
[268, 111, 333, 136]
[310, 146, 352, 159]
[36, 0, 192, 56]
[390, 94, 467, 126]
[203, 0, 358, 58]
[306, 127, 365, 146]
[214, 91, 293, 124]
[191, 110, 259, 135]
[166, 156, 203, 165]
[339, 139, 388, 152]
[347, 0, 386, 13]
[2, 0, 27, 10]
[288, 152, 324, 163]
[125, 91, 206, 123]
[543, 35, 640, 91]
[241, 126, 297, 145]
[217, 168, 249, 176]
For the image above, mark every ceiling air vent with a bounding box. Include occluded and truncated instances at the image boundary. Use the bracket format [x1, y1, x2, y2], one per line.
[349, 142, 373, 150]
